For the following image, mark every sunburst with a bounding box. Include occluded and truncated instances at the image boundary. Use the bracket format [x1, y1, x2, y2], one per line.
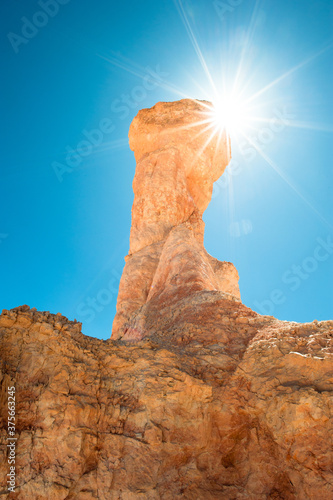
[96, 0, 332, 231]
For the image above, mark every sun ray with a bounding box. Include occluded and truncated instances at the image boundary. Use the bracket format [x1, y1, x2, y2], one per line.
[96, 53, 189, 100]
[172, 117, 215, 133]
[173, 0, 219, 96]
[249, 117, 333, 133]
[239, 130, 333, 231]
[62, 138, 129, 158]
[192, 123, 227, 164]
[186, 73, 215, 101]
[245, 42, 333, 105]
[233, 0, 263, 94]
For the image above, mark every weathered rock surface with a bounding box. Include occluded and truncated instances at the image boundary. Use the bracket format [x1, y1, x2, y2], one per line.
[1, 306, 332, 499]
[112, 99, 237, 340]
[1, 100, 332, 499]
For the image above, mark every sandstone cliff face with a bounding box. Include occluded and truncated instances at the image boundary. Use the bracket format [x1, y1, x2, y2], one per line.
[1, 306, 332, 499]
[0, 100, 332, 499]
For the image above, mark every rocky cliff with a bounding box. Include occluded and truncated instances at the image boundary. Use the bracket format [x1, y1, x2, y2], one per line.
[0, 100, 332, 499]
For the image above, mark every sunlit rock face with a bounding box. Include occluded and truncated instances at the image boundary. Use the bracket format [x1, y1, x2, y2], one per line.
[112, 99, 239, 341]
[1, 100, 332, 499]
[1, 307, 332, 499]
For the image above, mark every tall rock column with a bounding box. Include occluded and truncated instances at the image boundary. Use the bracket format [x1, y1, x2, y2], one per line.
[112, 99, 240, 340]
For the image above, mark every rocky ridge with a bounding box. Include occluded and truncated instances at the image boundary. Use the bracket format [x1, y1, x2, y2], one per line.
[0, 306, 332, 499]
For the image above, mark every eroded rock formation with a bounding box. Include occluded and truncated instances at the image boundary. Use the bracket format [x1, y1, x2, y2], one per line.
[0, 100, 332, 499]
[112, 99, 239, 341]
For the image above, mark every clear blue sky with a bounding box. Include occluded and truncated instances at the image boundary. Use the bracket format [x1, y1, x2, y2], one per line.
[1, 0, 332, 339]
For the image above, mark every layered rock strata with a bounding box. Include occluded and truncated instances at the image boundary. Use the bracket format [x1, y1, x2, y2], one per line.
[0, 306, 332, 499]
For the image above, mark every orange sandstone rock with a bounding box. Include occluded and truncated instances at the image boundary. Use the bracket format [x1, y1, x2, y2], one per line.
[112, 99, 238, 340]
[0, 100, 332, 499]
[1, 306, 332, 499]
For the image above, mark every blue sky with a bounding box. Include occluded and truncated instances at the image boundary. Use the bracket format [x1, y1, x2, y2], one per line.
[1, 0, 332, 339]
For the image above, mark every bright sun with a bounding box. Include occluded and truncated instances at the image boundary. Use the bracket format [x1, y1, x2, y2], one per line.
[209, 94, 252, 139]
[193, 91, 255, 144]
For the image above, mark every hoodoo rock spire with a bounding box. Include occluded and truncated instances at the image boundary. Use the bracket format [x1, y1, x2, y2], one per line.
[112, 99, 240, 341]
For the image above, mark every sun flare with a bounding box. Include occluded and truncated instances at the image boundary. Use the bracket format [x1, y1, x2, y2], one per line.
[194, 91, 257, 144]
[210, 95, 251, 138]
